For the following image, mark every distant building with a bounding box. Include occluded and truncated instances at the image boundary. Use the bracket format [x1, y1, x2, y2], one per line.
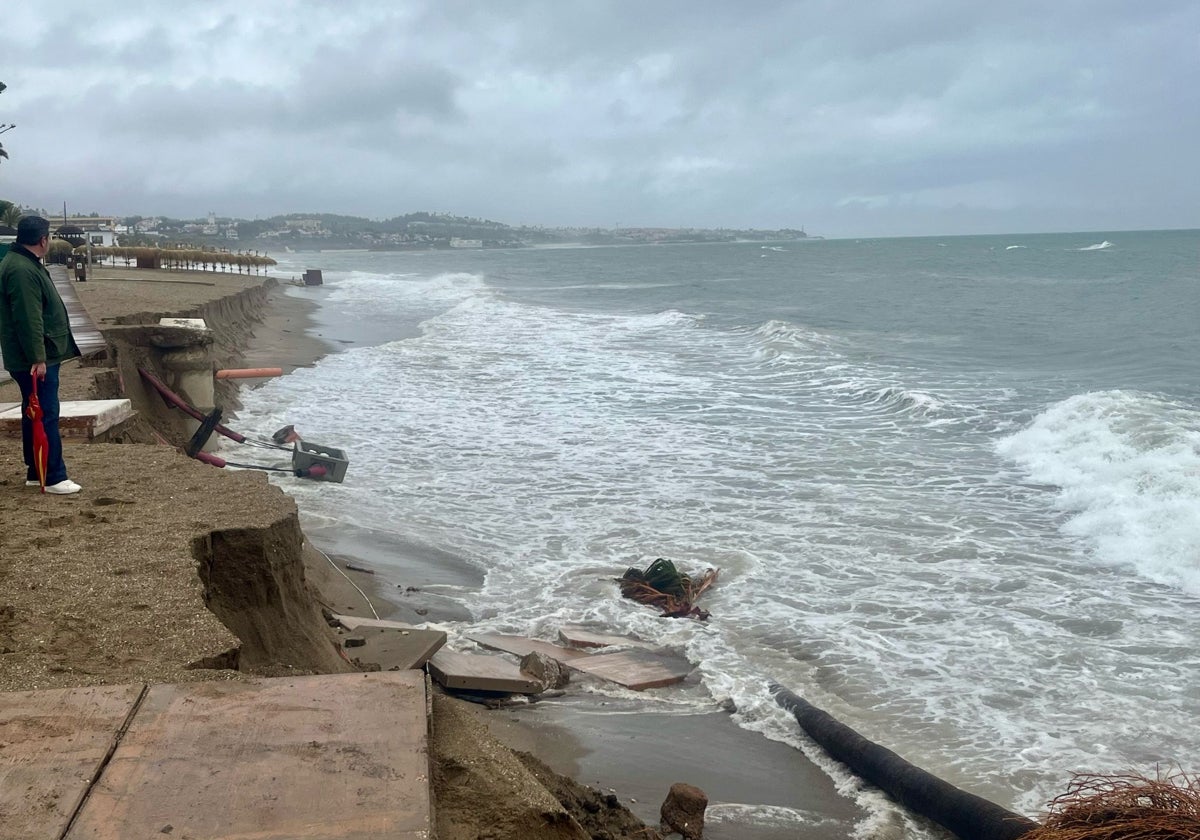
[450, 238, 483, 248]
[52, 216, 118, 246]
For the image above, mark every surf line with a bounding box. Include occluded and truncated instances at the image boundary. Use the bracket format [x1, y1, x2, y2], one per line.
[771, 683, 1038, 840]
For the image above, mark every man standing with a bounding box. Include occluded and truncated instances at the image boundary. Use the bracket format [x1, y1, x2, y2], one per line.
[0, 215, 82, 494]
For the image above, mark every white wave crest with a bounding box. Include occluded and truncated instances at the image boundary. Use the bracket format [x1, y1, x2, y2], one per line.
[328, 270, 488, 306]
[706, 802, 842, 829]
[997, 390, 1200, 593]
[866, 386, 943, 415]
[1078, 241, 1114, 251]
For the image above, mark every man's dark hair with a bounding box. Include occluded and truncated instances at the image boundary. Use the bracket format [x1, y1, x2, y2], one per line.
[16, 215, 50, 245]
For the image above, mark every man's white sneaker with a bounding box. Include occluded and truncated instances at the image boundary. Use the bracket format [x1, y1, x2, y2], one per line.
[45, 479, 82, 495]
[25, 480, 40, 487]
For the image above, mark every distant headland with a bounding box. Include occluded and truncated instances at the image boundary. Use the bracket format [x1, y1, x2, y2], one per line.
[1, 206, 814, 252]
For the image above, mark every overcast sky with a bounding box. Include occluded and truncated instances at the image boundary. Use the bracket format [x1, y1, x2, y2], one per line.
[1, 1, 1196, 237]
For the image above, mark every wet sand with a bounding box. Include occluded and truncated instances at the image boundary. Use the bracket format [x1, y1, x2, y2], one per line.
[303, 525, 866, 839]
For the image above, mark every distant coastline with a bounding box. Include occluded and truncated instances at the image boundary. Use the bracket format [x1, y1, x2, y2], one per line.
[55, 209, 814, 253]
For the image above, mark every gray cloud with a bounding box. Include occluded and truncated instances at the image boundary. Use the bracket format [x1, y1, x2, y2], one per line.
[1, 0, 1196, 236]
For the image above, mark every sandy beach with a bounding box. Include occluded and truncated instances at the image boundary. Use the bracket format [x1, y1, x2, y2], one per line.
[0, 263, 864, 839]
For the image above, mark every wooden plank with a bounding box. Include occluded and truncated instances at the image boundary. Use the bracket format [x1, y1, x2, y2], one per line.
[569, 649, 693, 691]
[0, 400, 135, 441]
[467, 633, 691, 691]
[558, 625, 653, 650]
[0, 266, 105, 386]
[66, 672, 431, 840]
[0, 683, 144, 840]
[333, 614, 417, 632]
[428, 650, 542, 694]
[342, 626, 447, 671]
[466, 633, 591, 663]
[52, 265, 107, 358]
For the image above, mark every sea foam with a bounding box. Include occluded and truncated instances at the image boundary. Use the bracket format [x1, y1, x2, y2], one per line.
[997, 390, 1200, 593]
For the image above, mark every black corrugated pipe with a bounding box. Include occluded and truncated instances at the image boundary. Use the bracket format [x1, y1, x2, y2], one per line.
[771, 683, 1039, 840]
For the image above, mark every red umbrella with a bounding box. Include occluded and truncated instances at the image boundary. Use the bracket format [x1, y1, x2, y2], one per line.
[25, 372, 49, 493]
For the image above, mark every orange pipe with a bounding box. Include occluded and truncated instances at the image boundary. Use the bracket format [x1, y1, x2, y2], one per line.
[215, 367, 284, 380]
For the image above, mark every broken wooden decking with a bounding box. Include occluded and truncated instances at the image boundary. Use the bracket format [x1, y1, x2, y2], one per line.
[466, 632, 693, 691]
[328, 614, 691, 695]
[558, 624, 655, 650]
[0, 672, 431, 840]
[331, 614, 447, 673]
[428, 650, 543, 694]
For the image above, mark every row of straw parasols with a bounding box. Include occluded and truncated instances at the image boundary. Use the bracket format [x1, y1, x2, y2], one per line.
[72, 245, 277, 274]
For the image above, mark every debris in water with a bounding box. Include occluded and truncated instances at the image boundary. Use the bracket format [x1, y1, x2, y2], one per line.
[617, 558, 718, 620]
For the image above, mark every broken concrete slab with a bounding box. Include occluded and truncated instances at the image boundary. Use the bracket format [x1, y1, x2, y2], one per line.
[0, 683, 145, 840]
[333, 613, 420, 632]
[64, 672, 431, 839]
[341, 625, 447, 671]
[428, 650, 543, 695]
[467, 633, 590, 663]
[569, 649, 693, 690]
[467, 633, 692, 691]
[558, 624, 654, 650]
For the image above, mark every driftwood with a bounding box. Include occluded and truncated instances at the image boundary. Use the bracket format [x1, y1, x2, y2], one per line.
[772, 683, 1038, 840]
[1024, 772, 1200, 840]
[617, 558, 719, 620]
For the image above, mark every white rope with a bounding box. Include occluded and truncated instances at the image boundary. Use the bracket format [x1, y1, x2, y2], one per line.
[308, 540, 380, 620]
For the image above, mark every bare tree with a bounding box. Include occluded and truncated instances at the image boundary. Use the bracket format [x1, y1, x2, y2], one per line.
[0, 81, 12, 162]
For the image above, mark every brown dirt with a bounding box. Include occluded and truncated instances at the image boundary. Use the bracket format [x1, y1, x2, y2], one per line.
[516, 750, 666, 840]
[430, 692, 662, 840]
[0, 443, 347, 690]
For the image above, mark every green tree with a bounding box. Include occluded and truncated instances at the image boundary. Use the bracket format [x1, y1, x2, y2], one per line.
[0, 200, 21, 227]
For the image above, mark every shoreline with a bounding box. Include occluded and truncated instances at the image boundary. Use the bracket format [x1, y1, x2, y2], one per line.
[0, 266, 865, 838]
[236, 284, 866, 837]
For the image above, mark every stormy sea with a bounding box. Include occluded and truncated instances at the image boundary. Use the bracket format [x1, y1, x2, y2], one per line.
[235, 229, 1200, 836]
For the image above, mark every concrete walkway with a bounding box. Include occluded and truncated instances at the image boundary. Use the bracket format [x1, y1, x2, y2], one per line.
[0, 672, 431, 840]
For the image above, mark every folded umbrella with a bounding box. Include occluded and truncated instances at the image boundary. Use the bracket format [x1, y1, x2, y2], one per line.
[25, 372, 49, 493]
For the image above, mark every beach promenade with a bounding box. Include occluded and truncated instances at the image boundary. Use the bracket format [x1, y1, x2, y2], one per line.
[2, 673, 431, 839]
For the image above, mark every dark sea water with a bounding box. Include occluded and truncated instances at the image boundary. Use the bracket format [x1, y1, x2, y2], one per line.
[237, 230, 1200, 836]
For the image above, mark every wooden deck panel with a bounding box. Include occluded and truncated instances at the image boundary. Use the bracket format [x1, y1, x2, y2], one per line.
[558, 625, 652, 650]
[427, 650, 542, 694]
[466, 633, 591, 663]
[333, 614, 417, 632]
[0, 684, 144, 840]
[342, 626, 447, 671]
[467, 633, 691, 691]
[53, 265, 108, 358]
[569, 649, 693, 690]
[65, 672, 431, 840]
[0, 399, 135, 441]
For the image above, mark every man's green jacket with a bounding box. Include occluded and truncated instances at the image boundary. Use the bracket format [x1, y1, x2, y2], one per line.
[0, 245, 81, 372]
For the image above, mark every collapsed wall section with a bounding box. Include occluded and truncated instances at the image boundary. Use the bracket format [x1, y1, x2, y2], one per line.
[192, 510, 353, 675]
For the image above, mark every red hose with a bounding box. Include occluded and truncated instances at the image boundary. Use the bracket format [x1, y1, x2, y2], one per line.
[193, 450, 226, 468]
[137, 368, 246, 443]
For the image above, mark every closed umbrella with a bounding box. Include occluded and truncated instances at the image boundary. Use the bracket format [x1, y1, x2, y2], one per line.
[25, 372, 49, 492]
